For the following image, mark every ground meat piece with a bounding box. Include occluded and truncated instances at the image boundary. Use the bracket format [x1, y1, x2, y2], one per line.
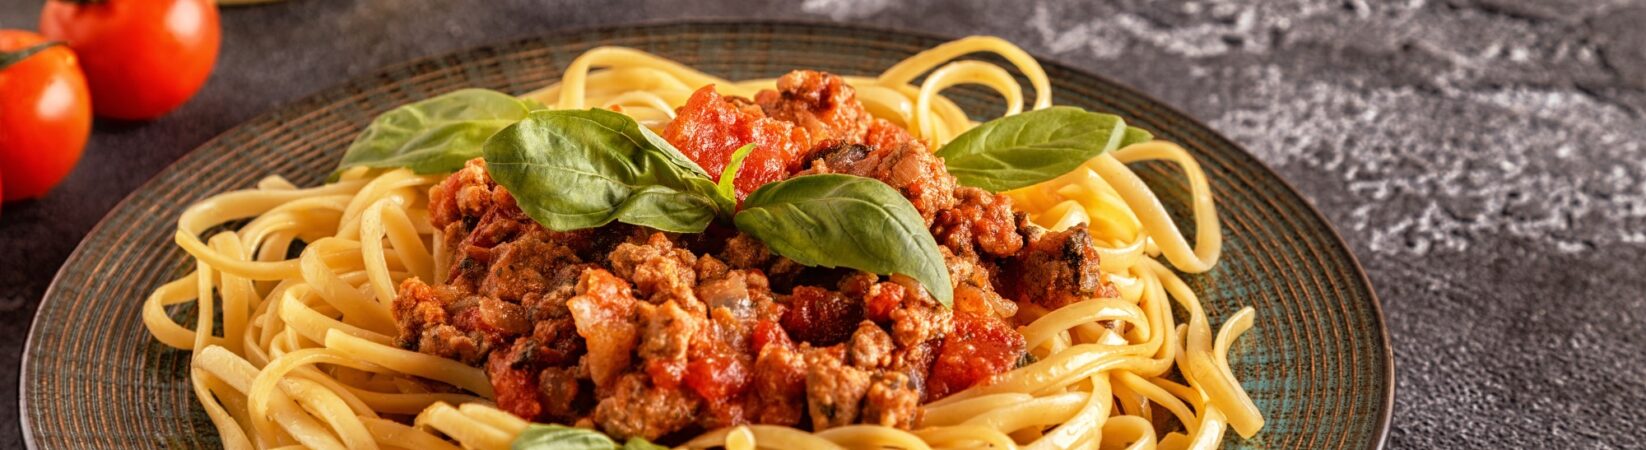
[487, 345, 546, 420]
[392, 278, 452, 346]
[567, 269, 640, 390]
[428, 159, 495, 231]
[944, 250, 1018, 319]
[803, 346, 871, 429]
[1004, 222, 1117, 309]
[445, 192, 539, 291]
[942, 247, 992, 291]
[864, 118, 923, 154]
[520, 263, 590, 322]
[755, 70, 870, 147]
[537, 366, 582, 422]
[518, 318, 583, 367]
[837, 142, 957, 223]
[933, 187, 1023, 258]
[799, 142, 872, 174]
[637, 300, 703, 389]
[663, 86, 811, 199]
[861, 278, 954, 348]
[720, 233, 772, 269]
[610, 233, 698, 304]
[889, 340, 938, 401]
[392, 278, 491, 364]
[481, 228, 581, 302]
[746, 336, 807, 426]
[593, 373, 699, 440]
[695, 254, 731, 282]
[886, 284, 953, 347]
[447, 296, 531, 349]
[926, 312, 1026, 400]
[637, 301, 698, 361]
[862, 372, 922, 428]
[781, 286, 863, 346]
[847, 321, 895, 369]
[416, 325, 485, 365]
[463, 190, 532, 252]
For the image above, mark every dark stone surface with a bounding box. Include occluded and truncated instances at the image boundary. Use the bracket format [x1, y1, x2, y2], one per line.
[2, 0, 1643, 448]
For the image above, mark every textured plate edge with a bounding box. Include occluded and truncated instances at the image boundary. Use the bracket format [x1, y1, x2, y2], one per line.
[16, 18, 1396, 450]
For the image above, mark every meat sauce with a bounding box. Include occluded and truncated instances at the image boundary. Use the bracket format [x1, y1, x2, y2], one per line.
[391, 70, 1115, 440]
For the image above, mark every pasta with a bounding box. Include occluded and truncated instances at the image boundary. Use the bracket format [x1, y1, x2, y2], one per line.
[142, 36, 1262, 449]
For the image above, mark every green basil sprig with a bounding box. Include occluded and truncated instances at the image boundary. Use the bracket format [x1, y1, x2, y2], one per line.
[483, 108, 732, 234]
[335, 88, 539, 177]
[511, 424, 665, 450]
[936, 106, 1153, 192]
[735, 174, 953, 304]
[482, 110, 954, 305]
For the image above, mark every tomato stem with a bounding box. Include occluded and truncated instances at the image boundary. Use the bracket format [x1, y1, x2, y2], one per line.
[0, 41, 62, 71]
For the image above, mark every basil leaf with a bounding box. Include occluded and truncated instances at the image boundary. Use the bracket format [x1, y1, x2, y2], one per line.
[716, 143, 757, 201]
[512, 424, 616, 450]
[510, 424, 667, 450]
[936, 106, 1152, 192]
[336, 88, 534, 177]
[483, 108, 726, 233]
[734, 174, 953, 305]
[1121, 125, 1154, 148]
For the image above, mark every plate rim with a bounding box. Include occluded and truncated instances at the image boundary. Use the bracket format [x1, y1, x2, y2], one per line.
[18, 18, 1394, 450]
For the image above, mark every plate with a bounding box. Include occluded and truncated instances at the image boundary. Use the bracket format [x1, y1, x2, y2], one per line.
[20, 21, 1393, 450]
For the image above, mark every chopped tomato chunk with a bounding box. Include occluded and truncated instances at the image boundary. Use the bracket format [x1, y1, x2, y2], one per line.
[926, 313, 1025, 399]
[486, 348, 544, 420]
[781, 286, 863, 346]
[685, 355, 752, 403]
[662, 86, 811, 199]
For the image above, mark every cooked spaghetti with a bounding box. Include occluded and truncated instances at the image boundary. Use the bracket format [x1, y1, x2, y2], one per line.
[143, 36, 1262, 450]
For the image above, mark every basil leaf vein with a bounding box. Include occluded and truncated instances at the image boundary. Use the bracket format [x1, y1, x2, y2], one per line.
[936, 106, 1154, 192]
[734, 174, 953, 305]
[336, 88, 535, 177]
[483, 108, 726, 233]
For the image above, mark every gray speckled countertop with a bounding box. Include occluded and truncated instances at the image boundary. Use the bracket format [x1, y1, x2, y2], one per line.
[2, 0, 1643, 448]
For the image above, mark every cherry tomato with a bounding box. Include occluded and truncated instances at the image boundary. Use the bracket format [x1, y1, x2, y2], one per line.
[40, 0, 220, 120]
[0, 30, 92, 201]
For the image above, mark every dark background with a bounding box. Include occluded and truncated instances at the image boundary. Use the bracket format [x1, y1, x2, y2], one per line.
[3, 0, 1644, 448]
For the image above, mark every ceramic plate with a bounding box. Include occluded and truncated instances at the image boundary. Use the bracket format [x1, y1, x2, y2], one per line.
[20, 21, 1393, 450]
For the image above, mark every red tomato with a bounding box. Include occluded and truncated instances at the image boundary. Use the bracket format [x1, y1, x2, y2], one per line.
[0, 30, 92, 201]
[40, 0, 220, 120]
